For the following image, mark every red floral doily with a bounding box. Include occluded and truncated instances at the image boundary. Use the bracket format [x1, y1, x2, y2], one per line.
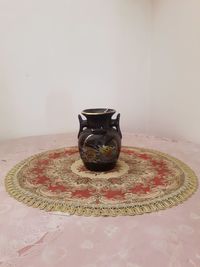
[5, 147, 198, 216]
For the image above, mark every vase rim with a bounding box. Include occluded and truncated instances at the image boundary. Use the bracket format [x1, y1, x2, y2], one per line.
[82, 108, 116, 116]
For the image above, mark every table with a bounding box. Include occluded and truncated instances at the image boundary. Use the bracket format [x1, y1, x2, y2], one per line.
[0, 133, 200, 267]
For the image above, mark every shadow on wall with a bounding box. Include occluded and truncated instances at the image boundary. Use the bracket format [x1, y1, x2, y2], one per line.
[114, 0, 151, 134]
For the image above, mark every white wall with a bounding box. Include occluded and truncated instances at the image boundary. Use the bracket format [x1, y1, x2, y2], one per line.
[149, 0, 200, 143]
[0, 0, 151, 140]
[1, 0, 200, 144]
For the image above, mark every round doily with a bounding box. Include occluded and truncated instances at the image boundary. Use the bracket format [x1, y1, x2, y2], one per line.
[5, 147, 198, 216]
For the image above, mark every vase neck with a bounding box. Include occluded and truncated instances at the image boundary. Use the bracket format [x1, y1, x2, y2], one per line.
[84, 114, 113, 129]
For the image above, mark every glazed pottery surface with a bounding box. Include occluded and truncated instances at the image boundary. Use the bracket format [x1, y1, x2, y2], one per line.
[78, 108, 122, 171]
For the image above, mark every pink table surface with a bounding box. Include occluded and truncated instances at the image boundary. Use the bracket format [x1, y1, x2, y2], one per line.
[0, 133, 200, 267]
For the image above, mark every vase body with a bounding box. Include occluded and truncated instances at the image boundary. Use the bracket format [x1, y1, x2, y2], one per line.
[78, 108, 122, 171]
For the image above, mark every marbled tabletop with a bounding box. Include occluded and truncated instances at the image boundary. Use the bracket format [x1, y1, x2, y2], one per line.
[0, 133, 200, 267]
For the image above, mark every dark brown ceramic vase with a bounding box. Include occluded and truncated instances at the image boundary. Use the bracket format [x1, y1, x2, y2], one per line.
[78, 108, 122, 172]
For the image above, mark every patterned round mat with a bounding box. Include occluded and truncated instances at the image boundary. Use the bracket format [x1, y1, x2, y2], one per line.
[5, 147, 198, 216]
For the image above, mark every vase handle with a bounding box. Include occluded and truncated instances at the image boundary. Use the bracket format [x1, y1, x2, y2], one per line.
[78, 115, 88, 138]
[111, 113, 122, 138]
